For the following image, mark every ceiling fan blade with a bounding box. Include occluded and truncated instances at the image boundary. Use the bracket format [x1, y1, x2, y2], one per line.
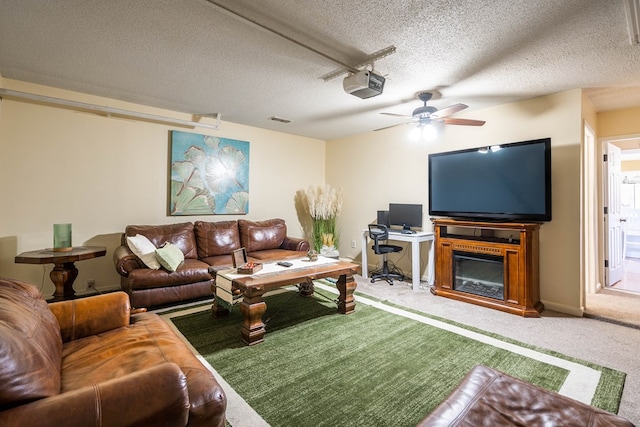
[380, 112, 413, 118]
[442, 117, 486, 126]
[374, 122, 411, 131]
[431, 103, 468, 118]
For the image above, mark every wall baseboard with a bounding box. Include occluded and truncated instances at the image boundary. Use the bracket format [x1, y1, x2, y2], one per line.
[540, 300, 583, 317]
[75, 285, 121, 297]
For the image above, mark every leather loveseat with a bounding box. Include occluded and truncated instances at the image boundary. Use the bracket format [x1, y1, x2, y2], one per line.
[114, 218, 309, 309]
[0, 277, 226, 427]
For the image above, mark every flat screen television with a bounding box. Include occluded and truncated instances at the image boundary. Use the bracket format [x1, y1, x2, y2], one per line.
[428, 138, 551, 222]
[389, 203, 423, 232]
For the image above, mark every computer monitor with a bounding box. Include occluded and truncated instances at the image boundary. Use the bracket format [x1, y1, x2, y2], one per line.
[388, 203, 423, 233]
[376, 210, 390, 227]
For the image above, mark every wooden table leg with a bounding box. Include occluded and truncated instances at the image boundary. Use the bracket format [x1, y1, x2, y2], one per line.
[49, 262, 78, 301]
[211, 297, 230, 318]
[240, 286, 267, 345]
[336, 272, 356, 314]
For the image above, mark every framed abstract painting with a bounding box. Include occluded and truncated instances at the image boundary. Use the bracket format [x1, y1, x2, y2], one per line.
[169, 130, 250, 215]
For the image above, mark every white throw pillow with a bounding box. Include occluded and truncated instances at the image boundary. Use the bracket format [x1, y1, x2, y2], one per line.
[126, 234, 161, 270]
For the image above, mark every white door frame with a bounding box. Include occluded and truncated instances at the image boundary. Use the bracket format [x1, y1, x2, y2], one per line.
[581, 124, 597, 307]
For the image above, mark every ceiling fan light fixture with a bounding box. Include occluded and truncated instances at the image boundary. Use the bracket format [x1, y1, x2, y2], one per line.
[410, 122, 437, 141]
[376, 90, 485, 132]
[409, 126, 422, 141]
[422, 123, 438, 141]
[412, 105, 438, 117]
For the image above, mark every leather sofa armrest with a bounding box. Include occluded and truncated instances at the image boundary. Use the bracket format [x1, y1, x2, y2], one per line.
[0, 363, 189, 427]
[416, 365, 635, 427]
[49, 292, 131, 342]
[113, 244, 145, 277]
[281, 236, 310, 252]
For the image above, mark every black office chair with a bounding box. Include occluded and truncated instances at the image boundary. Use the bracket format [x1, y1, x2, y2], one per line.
[368, 224, 404, 285]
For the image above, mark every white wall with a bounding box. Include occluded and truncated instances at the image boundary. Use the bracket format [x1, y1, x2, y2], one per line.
[0, 79, 325, 296]
[327, 89, 583, 315]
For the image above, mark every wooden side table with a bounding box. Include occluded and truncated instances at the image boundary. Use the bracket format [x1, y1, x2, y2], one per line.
[15, 246, 107, 301]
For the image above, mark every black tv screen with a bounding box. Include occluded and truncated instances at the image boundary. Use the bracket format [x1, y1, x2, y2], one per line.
[428, 138, 551, 222]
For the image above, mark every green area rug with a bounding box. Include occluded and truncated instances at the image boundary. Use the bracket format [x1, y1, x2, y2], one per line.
[170, 285, 626, 427]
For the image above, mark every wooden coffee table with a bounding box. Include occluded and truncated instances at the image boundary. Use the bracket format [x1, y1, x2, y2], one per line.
[211, 258, 360, 345]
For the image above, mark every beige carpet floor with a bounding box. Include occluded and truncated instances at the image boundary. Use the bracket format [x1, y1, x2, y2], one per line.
[354, 275, 640, 425]
[587, 256, 640, 329]
[585, 289, 640, 329]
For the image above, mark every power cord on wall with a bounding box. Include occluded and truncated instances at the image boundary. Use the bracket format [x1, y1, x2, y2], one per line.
[39, 265, 46, 293]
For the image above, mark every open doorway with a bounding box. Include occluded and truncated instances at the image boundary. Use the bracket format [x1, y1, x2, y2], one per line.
[583, 132, 640, 329]
[613, 144, 640, 293]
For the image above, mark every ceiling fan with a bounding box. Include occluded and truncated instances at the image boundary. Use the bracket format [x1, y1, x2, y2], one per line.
[375, 91, 486, 132]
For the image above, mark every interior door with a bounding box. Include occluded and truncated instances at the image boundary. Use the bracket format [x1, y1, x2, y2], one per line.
[605, 143, 624, 286]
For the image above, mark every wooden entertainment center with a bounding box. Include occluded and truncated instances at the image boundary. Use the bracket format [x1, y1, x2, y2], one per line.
[431, 218, 543, 317]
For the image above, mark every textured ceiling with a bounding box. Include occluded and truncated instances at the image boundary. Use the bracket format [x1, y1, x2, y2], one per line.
[1, 0, 640, 140]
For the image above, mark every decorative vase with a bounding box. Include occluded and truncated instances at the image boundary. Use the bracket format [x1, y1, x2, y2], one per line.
[53, 223, 73, 252]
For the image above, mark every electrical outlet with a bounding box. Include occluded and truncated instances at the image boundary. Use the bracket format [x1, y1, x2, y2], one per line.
[351, 240, 356, 248]
[86, 279, 96, 290]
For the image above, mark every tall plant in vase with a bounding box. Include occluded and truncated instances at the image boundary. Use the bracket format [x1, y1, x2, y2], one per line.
[300, 185, 343, 255]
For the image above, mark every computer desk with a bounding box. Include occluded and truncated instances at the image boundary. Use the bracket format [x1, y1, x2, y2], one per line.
[361, 229, 435, 291]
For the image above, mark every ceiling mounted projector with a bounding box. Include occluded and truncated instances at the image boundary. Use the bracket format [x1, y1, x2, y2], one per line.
[343, 70, 385, 99]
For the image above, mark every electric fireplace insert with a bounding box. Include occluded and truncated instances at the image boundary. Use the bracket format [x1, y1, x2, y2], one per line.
[453, 252, 504, 300]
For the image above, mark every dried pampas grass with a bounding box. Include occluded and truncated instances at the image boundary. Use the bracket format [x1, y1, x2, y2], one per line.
[300, 185, 343, 252]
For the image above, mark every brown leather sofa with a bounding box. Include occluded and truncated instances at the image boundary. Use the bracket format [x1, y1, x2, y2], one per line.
[114, 218, 309, 309]
[0, 277, 226, 427]
[416, 365, 634, 426]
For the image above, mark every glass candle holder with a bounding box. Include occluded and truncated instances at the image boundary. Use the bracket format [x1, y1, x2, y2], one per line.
[53, 223, 72, 252]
